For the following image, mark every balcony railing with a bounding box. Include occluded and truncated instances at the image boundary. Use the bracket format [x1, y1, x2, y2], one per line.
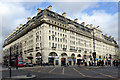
[63, 48, 66, 51]
[78, 50, 81, 52]
[36, 47, 39, 51]
[70, 49, 77, 52]
[52, 46, 56, 50]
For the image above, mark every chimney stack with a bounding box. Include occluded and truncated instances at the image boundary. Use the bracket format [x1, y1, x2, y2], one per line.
[16, 27, 19, 30]
[48, 5, 52, 11]
[86, 24, 89, 27]
[27, 17, 31, 21]
[20, 24, 23, 27]
[90, 24, 93, 27]
[109, 36, 111, 38]
[37, 8, 41, 14]
[81, 22, 85, 26]
[105, 34, 107, 37]
[74, 18, 78, 23]
[62, 12, 66, 17]
[112, 37, 114, 40]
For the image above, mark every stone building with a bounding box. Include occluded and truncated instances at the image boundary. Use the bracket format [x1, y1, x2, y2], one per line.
[2, 5, 119, 66]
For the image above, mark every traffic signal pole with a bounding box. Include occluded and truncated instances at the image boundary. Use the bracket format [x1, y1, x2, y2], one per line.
[93, 29, 96, 65]
[9, 47, 11, 78]
[92, 26, 99, 66]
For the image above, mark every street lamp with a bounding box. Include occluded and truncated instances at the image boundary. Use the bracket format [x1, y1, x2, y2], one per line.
[16, 44, 18, 69]
[91, 26, 99, 66]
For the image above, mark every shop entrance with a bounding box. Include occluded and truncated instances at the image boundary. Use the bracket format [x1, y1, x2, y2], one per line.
[36, 52, 42, 65]
[69, 59, 72, 65]
[55, 60, 59, 65]
[61, 58, 66, 66]
[49, 57, 54, 65]
[48, 52, 58, 66]
[61, 53, 68, 66]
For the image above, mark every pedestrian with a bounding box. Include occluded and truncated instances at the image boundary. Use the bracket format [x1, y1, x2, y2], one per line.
[113, 60, 115, 66]
[85, 62, 87, 66]
[116, 60, 118, 67]
[97, 60, 99, 67]
[101, 60, 104, 66]
[89, 61, 91, 66]
[67, 63, 69, 66]
[105, 60, 107, 66]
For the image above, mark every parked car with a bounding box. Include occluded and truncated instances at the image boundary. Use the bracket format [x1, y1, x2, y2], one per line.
[23, 62, 34, 67]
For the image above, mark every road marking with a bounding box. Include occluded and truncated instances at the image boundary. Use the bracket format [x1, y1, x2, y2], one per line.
[83, 68, 116, 78]
[99, 69, 118, 74]
[73, 68, 86, 77]
[38, 70, 41, 72]
[30, 70, 33, 71]
[99, 73, 115, 78]
[84, 68, 88, 70]
[62, 67, 64, 74]
[48, 67, 56, 73]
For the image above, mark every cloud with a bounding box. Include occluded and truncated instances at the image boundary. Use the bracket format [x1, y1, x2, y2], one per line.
[51, 2, 98, 18]
[50, 2, 118, 42]
[79, 10, 118, 42]
[0, 2, 37, 48]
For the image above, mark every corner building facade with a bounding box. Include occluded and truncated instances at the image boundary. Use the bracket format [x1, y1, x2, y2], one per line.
[3, 5, 119, 66]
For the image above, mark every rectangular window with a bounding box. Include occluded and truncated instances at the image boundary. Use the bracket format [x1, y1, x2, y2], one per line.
[40, 36, 41, 41]
[60, 39, 62, 42]
[52, 25, 54, 28]
[55, 44, 57, 47]
[52, 43, 54, 47]
[63, 45, 65, 48]
[49, 36, 51, 40]
[61, 44, 62, 48]
[58, 44, 59, 48]
[49, 30, 51, 33]
[40, 31, 41, 34]
[49, 42, 51, 47]
[58, 38, 59, 42]
[40, 43, 41, 47]
[55, 32, 57, 35]
[52, 31, 54, 34]
[60, 33, 62, 36]
[55, 37, 57, 41]
[52, 37, 54, 40]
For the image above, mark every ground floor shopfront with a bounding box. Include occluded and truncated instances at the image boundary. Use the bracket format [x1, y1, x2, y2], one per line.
[23, 50, 115, 66]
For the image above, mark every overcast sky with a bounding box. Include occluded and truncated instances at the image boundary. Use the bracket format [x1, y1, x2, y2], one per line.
[0, 0, 119, 62]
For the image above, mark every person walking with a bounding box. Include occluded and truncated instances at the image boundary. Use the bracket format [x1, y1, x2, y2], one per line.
[105, 60, 107, 66]
[113, 60, 115, 66]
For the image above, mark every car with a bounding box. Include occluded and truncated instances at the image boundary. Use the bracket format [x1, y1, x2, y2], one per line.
[23, 62, 34, 67]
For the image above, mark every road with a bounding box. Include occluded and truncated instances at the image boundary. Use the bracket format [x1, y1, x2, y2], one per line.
[1, 65, 120, 80]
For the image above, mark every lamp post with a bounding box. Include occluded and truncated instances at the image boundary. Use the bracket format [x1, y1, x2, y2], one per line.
[16, 44, 18, 69]
[91, 26, 99, 66]
[40, 43, 42, 66]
